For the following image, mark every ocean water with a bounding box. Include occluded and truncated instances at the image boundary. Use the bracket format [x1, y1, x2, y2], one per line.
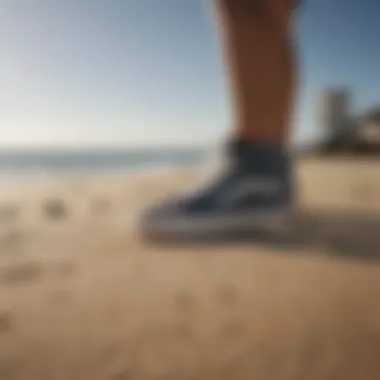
[0, 148, 207, 178]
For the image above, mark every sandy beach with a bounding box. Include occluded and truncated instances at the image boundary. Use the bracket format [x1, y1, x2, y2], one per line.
[1, 157, 380, 380]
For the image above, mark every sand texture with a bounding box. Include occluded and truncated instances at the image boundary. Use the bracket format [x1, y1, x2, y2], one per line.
[1, 158, 380, 380]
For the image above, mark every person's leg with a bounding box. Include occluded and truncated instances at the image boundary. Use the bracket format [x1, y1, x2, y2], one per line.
[213, 0, 296, 143]
[139, 0, 298, 237]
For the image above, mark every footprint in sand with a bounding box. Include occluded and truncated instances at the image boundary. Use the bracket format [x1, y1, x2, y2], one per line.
[43, 199, 68, 220]
[0, 262, 43, 285]
[0, 310, 13, 334]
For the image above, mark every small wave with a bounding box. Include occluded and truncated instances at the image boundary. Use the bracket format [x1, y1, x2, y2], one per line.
[0, 148, 205, 174]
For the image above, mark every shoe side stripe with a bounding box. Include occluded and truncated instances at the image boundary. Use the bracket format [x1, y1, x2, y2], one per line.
[217, 178, 282, 206]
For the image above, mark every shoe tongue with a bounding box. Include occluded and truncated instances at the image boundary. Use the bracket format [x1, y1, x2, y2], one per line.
[228, 139, 289, 175]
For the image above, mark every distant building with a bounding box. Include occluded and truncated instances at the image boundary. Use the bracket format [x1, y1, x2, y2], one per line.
[317, 89, 380, 155]
[356, 106, 380, 145]
[319, 88, 352, 134]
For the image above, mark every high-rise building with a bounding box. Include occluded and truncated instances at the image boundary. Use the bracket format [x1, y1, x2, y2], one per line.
[316, 88, 380, 154]
[318, 88, 353, 138]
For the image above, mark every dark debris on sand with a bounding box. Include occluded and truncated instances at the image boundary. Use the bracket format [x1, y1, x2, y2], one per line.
[43, 199, 68, 220]
[0, 310, 13, 333]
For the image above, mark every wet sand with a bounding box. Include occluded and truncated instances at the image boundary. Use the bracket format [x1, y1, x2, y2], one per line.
[1, 158, 380, 380]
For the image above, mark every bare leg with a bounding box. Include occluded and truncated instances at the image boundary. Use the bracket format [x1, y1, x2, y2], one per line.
[213, 0, 296, 143]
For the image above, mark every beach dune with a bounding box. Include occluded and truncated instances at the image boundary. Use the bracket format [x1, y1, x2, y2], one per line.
[1, 157, 380, 380]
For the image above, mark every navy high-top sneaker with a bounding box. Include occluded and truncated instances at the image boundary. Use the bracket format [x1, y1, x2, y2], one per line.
[139, 140, 294, 238]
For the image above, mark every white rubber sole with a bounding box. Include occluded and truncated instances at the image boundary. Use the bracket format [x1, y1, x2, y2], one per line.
[141, 206, 293, 237]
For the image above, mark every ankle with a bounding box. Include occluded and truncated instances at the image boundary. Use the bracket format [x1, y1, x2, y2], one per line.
[228, 138, 291, 176]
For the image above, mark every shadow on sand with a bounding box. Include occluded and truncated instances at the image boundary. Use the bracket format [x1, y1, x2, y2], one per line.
[144, 211, 380, 262]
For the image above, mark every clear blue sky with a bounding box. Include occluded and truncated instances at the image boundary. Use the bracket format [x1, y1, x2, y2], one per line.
[1, 0, 379, 148]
